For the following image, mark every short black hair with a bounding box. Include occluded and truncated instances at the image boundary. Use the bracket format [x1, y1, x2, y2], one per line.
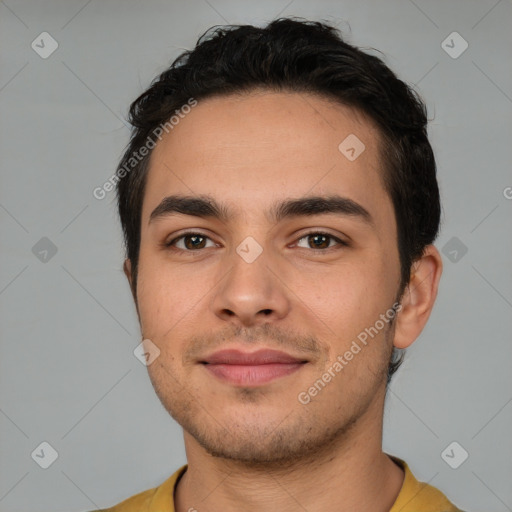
[116, 17, 441, 382]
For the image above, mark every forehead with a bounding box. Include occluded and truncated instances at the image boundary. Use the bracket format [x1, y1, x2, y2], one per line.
[142, 90, 392, 229]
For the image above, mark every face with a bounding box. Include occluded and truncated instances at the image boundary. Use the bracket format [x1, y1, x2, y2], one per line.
[128, 90, 403, 466]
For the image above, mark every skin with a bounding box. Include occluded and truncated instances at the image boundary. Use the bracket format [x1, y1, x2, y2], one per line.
[124, 89, 443, 512]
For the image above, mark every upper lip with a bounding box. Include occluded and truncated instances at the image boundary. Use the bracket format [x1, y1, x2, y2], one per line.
[201, 349, 308, 365]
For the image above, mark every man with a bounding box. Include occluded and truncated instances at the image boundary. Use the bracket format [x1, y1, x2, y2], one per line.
[99, 17, 464, 512]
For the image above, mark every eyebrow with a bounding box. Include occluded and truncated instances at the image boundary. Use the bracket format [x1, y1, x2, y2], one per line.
[149, 194, 374, 227]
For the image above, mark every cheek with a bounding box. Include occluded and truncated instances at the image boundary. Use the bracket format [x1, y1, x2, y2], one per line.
[135, 256, 177, 333]
[301, 256, 392, 348]
[135, 250, 216, 337]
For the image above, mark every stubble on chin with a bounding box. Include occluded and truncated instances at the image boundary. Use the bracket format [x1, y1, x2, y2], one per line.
[146, 323, 393, 470]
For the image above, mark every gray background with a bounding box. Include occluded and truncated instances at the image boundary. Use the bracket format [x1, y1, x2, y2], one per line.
[1, 1, 511, 511]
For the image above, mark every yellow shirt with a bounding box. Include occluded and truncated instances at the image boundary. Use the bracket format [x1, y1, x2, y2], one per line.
[97, 457, 463, 512]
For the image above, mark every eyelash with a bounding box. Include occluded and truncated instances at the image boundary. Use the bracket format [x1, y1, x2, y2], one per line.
[163, 231, 349, 253]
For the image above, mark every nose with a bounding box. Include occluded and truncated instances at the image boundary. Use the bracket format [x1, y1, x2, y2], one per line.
[210, 244, 291, 328]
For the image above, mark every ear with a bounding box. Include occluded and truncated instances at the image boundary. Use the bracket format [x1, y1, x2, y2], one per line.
[393, 245, 443, 349]
[123, 258, 136, 303]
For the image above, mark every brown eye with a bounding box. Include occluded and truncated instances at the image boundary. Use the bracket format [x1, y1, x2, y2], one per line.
[295, 232, 347, 251]
[166, 233, 215, 251]
[308, 234, 330, 249]
[183, 234, 207, 250]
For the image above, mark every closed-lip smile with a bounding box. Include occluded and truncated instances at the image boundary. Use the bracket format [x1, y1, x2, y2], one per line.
[200, 349, 308, 386]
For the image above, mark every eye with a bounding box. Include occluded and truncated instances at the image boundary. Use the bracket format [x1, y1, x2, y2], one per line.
[295, 231, 348, 251]
[163, 230, 348, 253]
[165, 232, 217, 251]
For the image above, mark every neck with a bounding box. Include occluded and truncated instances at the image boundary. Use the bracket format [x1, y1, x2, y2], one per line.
[174, 394, 404, 512]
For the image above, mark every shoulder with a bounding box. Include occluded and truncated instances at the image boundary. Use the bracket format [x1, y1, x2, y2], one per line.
[389, 456, 465, 512]
[91, 465, 187, 512]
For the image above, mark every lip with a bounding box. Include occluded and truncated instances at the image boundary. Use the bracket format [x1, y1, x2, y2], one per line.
[200, 349, 308, 386]
[201, 349, 307, 365]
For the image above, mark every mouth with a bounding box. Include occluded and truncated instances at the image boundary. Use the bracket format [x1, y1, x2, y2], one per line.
[199, 349, 309, 386]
